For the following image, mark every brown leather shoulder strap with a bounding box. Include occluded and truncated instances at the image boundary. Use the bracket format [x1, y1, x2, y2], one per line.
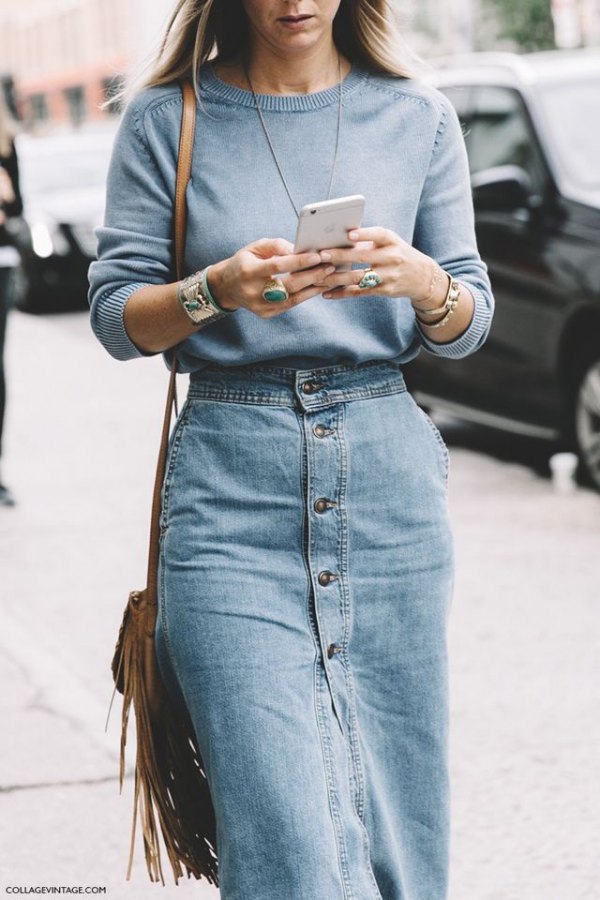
[146, 80, 197, 592]
[175, 80, 197, 281]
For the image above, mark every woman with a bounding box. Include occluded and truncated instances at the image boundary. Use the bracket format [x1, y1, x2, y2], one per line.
[89, 1, 494, 897]
[0, 91, 22, 508]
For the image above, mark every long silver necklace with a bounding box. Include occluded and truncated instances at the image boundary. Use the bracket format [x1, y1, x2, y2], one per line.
[244, 55, 344, 217]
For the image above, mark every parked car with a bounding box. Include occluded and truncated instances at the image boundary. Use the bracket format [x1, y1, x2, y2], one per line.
[405, 49, 600, 489]
[12, 123, 117, 312]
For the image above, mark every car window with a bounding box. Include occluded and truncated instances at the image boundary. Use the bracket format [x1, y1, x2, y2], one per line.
[535, 77, 600, 189]
[467, 86, 543, 187]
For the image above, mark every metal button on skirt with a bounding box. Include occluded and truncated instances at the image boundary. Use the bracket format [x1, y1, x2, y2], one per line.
[155, 358, 453, 900]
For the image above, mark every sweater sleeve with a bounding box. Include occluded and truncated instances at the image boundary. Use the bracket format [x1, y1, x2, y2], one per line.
[87, 94, 175, 361]
[412, 94, 494, 359]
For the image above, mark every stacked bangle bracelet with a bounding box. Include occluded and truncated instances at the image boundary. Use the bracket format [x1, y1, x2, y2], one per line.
[414, 270, 461, 330]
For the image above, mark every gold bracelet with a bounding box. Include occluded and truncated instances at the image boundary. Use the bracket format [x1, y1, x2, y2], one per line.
[414, 269, 454, 317]
[414, 262, 447, 312]
[415, 278, 461, 329]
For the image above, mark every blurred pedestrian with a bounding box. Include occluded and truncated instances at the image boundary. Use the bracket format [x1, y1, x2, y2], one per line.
[89, 1, 494, 897]
[0, 90, 22, 508]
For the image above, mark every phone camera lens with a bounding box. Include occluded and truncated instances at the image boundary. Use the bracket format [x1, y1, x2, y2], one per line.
[310, 209, 316, 215]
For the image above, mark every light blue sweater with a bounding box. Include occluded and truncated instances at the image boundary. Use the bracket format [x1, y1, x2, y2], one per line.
[88, 62, 494, 371]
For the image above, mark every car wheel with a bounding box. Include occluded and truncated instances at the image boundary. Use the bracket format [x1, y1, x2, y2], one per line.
[573, 355, 600, 491]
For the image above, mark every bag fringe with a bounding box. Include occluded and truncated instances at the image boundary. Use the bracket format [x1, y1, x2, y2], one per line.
[109, 589, 219, 887]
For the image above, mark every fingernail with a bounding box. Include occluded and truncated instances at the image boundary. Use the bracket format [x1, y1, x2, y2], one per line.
[325, 266, 336, 274]
[320, 251, 332, 262]
[323, 292, 332, 299]
[308, 254, 321, 265]
[348, 231, 358, 240]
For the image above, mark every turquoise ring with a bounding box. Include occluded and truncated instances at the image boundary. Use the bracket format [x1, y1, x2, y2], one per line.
[262, 277, 289, 303]
[358, 268, 383, 290]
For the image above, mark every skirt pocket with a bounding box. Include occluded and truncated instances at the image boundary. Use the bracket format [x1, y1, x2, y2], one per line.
[156, 397, 194, 710]
[159, 397, 192, 533]
[413, 400, 450, 487]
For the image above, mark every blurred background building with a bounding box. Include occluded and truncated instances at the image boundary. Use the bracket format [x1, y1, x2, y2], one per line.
[0, 0, 172, 128]
[1, 0, 599, 126]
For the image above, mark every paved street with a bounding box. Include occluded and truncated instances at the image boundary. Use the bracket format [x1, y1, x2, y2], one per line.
[1, 309, 599, 900]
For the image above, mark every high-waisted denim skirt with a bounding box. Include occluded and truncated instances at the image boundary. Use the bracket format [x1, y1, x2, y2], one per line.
[155, 358, 454, 900]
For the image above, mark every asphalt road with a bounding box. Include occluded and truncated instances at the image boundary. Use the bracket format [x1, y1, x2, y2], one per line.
[1, 310, 599, 900]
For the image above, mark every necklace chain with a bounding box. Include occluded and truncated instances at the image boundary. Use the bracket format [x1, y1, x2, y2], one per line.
[244, 56, 344, 218]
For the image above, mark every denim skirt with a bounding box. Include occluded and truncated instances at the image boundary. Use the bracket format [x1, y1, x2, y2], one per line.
[155, 358, 454, 900]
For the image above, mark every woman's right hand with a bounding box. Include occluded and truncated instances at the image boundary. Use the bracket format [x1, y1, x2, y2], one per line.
[121, 238, 337, 356]
[207, 238, 337, 316]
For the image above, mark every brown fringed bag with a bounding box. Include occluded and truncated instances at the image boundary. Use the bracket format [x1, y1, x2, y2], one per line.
[104, 80, 219, 887]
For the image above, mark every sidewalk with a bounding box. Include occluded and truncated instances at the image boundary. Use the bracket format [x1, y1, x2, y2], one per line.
[0, 311, 217, 898]
[1, 310, 599, 899]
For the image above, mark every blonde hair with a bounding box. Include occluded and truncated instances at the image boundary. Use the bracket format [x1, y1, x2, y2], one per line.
[113, 0, 427, 107]
[0, 90, 16, 158]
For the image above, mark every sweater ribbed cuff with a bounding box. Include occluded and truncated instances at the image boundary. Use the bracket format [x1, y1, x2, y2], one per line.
[90, 283, 149, 361]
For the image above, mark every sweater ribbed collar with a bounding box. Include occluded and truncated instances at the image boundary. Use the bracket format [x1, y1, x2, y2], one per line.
[199, 61, 367, 111]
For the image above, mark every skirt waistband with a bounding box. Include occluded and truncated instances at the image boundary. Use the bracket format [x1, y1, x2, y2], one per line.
[187, 359, 407, 411]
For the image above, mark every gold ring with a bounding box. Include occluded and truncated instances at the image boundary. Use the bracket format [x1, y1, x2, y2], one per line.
[262, 278, 289, 303]
[358, 269, 383, 289]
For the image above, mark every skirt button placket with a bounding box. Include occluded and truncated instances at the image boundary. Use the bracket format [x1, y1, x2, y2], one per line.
[291, 370, 387, 899]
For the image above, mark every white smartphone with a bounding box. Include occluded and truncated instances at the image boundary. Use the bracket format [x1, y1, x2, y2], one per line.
[294, 195, 365, 263]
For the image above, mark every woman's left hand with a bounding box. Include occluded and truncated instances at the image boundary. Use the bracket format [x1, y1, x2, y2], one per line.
[316, 226, 434, 304]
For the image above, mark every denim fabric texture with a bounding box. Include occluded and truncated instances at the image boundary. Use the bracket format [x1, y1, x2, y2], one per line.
[154, 359, 454, 900]
[88, 62, 494, 370]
